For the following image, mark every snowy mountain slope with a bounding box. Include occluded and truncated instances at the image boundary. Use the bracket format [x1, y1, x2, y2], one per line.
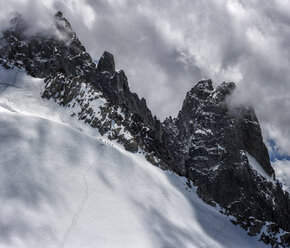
[1, 12, 290, 247]
[0, 66, 268, 248]
[0, 66, 63, 122]
[0, 111, 268, 248]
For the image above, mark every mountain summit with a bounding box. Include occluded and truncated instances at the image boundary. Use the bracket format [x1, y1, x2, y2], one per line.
[163, 79, 290, 239]
[0, 12, 289, 247]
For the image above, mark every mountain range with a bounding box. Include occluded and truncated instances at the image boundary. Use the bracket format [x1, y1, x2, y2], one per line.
[0, 11, 289, 247]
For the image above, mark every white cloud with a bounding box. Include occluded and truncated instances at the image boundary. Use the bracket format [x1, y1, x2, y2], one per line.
[272, 159, 290, 192]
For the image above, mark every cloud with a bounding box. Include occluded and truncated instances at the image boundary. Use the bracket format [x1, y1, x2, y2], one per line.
[1, 0, 290, 156]
[0, 0, 57, 36]
[272, 158, 290, 191]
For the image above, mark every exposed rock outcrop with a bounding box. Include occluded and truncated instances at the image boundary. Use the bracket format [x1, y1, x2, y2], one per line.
[96, 51, 115, 74]
[163, 79, 290, 235]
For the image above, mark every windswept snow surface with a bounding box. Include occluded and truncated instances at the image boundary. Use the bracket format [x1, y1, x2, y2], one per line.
[0, 67, 267, 247]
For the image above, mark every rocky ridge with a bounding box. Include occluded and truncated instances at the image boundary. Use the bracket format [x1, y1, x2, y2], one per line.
[0, 12, 289, 247]
[0, 12, 170, 169]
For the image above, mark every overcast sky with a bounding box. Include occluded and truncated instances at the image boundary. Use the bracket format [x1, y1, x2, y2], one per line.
[1, 0, 290, 158]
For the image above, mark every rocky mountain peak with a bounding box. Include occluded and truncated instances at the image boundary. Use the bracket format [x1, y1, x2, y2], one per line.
[54, 11, 73, 40]
[96, 51, 116, 74]
[212, 81, 236, 103]
[163, 79, 290, 239]
[55, 11, 63, 19]
[188, 79, 214, 100]
[195, 78, 214, 90]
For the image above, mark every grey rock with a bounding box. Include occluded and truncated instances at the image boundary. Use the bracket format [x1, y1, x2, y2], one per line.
[123, 138, 139, 153]
[96, 51, 115, 74]
[163, 79, 290, 232]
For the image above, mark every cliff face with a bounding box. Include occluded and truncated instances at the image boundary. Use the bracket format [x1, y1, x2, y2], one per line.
[94, 51, 163, 142]
[163, 80, 274, 178]
[1, 11, 290, 247]
[163, 79, 290, 235]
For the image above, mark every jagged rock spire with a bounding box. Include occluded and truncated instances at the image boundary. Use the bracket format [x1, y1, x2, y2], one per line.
[96, 51, 115, 74]
[191, 79, 214, 100]
[55, 11, 63, 18]
[212, 81, 236, 103]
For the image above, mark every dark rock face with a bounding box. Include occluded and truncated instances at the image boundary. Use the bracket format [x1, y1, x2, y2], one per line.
[94, 52, 163, 142]
[96, 51, 115, 74]
[93, 52, 166, 162]
[235, 107, 275, 177]
[163, 79, 290, 233]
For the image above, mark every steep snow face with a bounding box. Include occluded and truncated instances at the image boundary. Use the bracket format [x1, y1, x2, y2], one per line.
[0, 110, 266, 248]
[0, 66, 69, 123]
